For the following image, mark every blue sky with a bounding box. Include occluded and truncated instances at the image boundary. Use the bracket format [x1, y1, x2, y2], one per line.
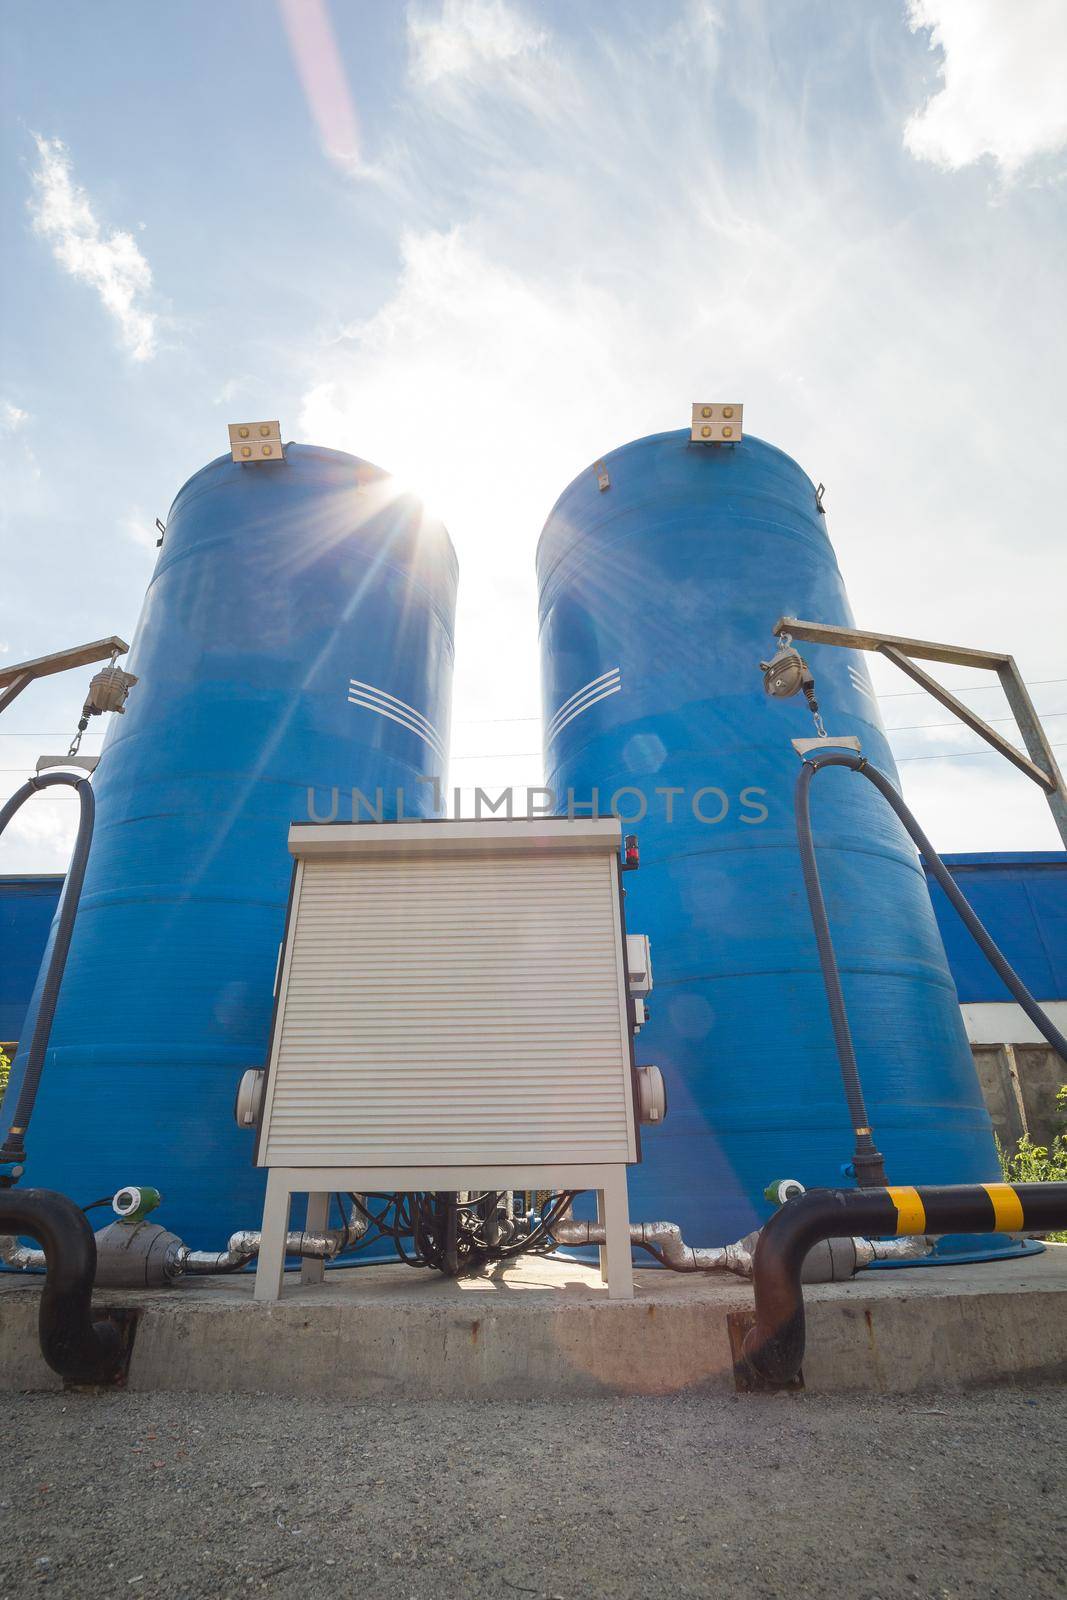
[2, 0, 1066, 869]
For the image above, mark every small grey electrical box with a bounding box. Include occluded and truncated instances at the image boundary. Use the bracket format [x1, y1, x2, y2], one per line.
[228, 421, 284, 463]
[691, 403, 742, 444]
[626, 934, 653, 997]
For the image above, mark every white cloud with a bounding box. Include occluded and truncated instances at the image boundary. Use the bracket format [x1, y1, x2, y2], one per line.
[213, 379, 242, 407]
[407, 0, 546, 85]
[300, 226, 632, 730]
[298, 4, 1066, 847]
[904, 0, 1067, 177]
[0, 787, 80, 873]
[891, 751, 1060, 853]
[1, 402, 29, 435]
[28, 135, 158, 360]
[0, 399, 41, 487]
[120, 505, 160, 552]
[0, 731, 108, 870]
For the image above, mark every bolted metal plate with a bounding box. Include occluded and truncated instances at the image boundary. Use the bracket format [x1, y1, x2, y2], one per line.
[228, 421, 284, 464]
[691, 403, 743, 443]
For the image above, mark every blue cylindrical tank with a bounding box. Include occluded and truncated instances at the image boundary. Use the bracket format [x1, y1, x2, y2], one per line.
[537, 428, 1002, 1246]
[5, 444, 457, 1246]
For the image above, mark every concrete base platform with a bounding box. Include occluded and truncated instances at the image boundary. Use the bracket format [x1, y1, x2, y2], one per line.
[2, 1245, 1066, 1398]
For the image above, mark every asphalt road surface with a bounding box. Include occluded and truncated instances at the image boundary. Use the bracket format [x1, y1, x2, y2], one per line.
[1, 1386, 1064, 1599]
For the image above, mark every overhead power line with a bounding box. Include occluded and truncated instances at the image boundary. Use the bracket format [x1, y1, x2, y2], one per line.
[454, 682, 1066, 723]
[885, 711, 1066, 734]
[895, 743, 1066, 765]
[875, 675, 1066, 700]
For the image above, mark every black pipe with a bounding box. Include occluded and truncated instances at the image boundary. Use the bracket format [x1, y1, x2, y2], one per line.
[795, 753, 1067, 1187]
[0, 1187, 126, 1383]
[794, 761, 886, 1185]
[742, 1181, 1067, 1386]
[0, 771, 95, 1177]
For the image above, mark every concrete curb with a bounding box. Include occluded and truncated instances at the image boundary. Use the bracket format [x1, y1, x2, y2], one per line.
[3, 1251, 1065, 1398]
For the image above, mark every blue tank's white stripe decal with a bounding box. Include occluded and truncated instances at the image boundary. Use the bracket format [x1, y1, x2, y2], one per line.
[847, 663, 877, 706]
[347, 678, 446, 762]
[546, 667, 622, 742]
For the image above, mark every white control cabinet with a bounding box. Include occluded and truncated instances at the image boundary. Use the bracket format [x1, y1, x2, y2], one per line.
[252, 817, 641, 1301]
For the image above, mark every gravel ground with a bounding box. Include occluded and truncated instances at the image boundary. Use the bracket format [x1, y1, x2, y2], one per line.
[0, 1386, 1064, 1600]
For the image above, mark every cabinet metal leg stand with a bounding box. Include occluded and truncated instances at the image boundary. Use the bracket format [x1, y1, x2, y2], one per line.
[599, 1167, 634, 1301]
[300, 1191, 329, 1286]
[254, 1169, 292, 1303]
[595, 1188, 609, 1283]
[252, 1164, 635, 1302]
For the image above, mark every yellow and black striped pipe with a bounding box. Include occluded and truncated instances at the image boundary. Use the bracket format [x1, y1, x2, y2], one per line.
[885, 1183, 1027, 1237]
[742, 1181, 1067, 1387]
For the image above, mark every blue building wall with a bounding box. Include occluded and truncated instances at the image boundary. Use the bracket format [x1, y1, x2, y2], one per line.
[923, 853, 1067, 1002]
[0, 876, 63, 1047]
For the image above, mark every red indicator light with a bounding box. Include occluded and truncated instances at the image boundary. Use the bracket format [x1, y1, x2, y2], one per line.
[624, 834, 639, 869]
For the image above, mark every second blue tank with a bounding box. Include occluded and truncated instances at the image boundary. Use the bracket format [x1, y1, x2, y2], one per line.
[537, 428, 1002, 1245]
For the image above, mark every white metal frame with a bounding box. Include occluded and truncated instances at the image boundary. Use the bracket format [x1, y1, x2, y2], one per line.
[253, 1163, 634, 1302]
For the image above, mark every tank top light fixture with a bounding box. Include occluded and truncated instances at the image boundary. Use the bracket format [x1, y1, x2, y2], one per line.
[690, 402, 743, 444]
[227, 420, 285, 464]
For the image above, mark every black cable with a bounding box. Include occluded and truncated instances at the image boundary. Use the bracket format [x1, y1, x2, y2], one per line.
[393, 1193, 427, 1268]
[0, 773, 96, 1178]
[499, 1191, 580, 1257]
[348, 1193, 393, 1228]
[328, 1257, 410, 1274]
[333, 1192, 411, 1260]
[796, 751, 1067, 1189]
[331, 1192, 350, 1251]
[806, 753, 1067, 1064]
[794, 760, 887, 1186]
[333, 1188, 585, 1277]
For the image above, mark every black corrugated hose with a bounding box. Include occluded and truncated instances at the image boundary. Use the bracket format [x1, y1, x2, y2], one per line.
[0, 771, 95, 1178]
[796, 751, 1067, 1185]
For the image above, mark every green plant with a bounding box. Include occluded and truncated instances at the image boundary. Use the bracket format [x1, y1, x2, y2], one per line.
[0, 1048, 9, 1113]
[997, 1088, 1067, 1242]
